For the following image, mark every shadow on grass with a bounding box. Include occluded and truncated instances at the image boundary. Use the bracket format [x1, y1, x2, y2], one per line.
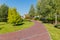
[54, 25, 60, 29]
[0, 28, 2, 30]
[0, 27, 4, 30]
[13, 23, 24, 26]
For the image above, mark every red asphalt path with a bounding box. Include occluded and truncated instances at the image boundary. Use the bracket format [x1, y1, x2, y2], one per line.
[0, 20, 51, 40]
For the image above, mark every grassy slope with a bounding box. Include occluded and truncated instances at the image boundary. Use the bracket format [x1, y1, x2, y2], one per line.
[44, 23, 60, 40]
[0, 21, 34, 34]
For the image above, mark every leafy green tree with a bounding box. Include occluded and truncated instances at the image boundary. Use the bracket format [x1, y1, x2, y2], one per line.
[8, 8, 23, 25]
[29, 4, 35, 19]
[48, 0, 60, 24]
[40, 0, 52, 17]
[37, 0, 60, 24]
[54, 0, 60, 25]
[36, 1, 41, 19]
[0, 4, 8, 22]
[46, 0, 55, 21]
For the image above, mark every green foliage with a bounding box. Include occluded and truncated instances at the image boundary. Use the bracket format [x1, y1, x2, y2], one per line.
[34, 17, 40, 20]
[37, 0, 60, 24]
[29, 4, 35, 19]
[54, 24, 60, 29]
[0, 4, 8, 22]
[36, 1, 41, 15]
[40, 0, 53, 17]
[8, 8, 23, 25]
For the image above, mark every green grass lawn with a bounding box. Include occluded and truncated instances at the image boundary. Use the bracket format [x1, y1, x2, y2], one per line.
[0, 21, 34, 34]
[44, 23, 60, 40]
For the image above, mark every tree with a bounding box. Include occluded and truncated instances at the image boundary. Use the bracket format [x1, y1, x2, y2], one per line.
[54, 0, 60, 25]
[48, 0, 60, 25]
[45, 0, 55, 23]
[40, 0, 52, 18]
[37, 0, 60, 24]
[36, 1, 41, 19]
[25, 14, 30, 19]
[8, 8, 23, 25]
[0, 4, 8, 22]
[29, 4, 35, 19]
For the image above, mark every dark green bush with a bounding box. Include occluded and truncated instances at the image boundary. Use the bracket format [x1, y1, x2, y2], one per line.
[40, 18, 48, 23]
[40, 17, 55, 24]
[58, 18, 60, 22]
[46, 18, 55, 24]
[54, 24, 60, 29]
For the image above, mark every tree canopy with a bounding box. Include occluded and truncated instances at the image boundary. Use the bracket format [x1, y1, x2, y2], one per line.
[0, 4, 8, 22]
[8, 8, 23, 25]
[28, 4, 35, 19]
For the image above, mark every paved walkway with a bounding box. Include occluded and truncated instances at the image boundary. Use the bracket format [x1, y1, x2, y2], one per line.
[0, 21, 51, 40]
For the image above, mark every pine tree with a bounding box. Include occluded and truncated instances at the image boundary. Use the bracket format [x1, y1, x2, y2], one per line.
[29, 4, 35, 19]
[8, 8, 23, 25]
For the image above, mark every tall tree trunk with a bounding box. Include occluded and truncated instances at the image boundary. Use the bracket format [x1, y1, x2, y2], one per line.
[55, 12, 57, 25]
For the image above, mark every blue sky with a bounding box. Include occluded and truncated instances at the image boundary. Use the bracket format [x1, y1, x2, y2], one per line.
[0, 0, 37, 16]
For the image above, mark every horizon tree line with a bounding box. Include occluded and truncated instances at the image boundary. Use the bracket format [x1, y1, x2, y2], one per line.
[28, 0, 60, 25]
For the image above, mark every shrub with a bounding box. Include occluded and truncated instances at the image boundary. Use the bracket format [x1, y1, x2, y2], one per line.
[8, 8, 23, 26]
[25, 14, 30, 19]
[40, 17, 55, 24]
[46, 18, 55, 24]
[54, 24, 60, 29]
[58, 18, 60, 22]
[40, 18, 48, 23]
[34, 17, 39, 20]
